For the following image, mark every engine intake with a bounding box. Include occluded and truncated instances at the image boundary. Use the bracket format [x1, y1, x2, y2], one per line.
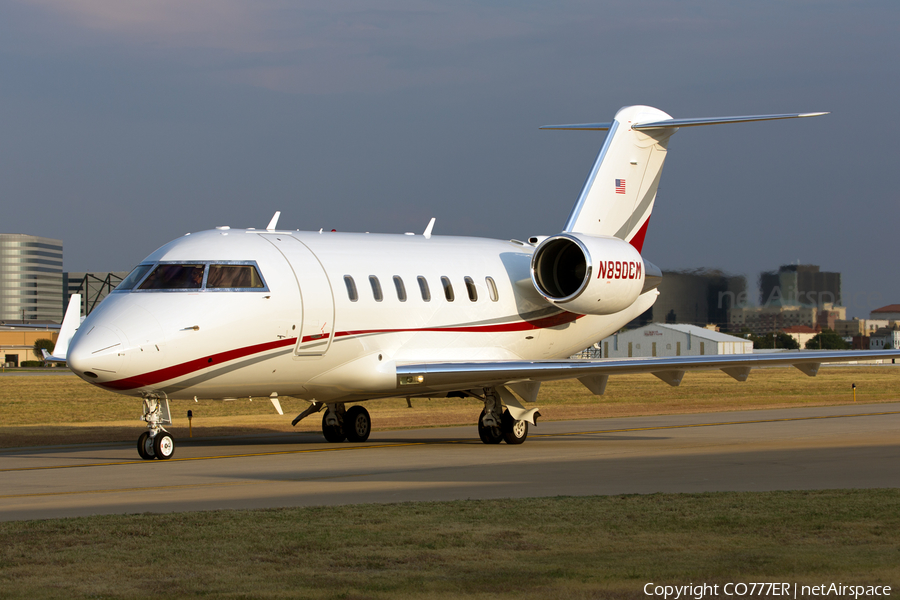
[531, 233, 652, 315]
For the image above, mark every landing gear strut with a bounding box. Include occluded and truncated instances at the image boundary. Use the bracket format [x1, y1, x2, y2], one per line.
[137, 393, 175, 460]
[321, 404, 346, 443]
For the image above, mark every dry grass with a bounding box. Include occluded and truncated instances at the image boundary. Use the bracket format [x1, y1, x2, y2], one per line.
[0, 490, 898, 599]
[1, 365, 898, 448]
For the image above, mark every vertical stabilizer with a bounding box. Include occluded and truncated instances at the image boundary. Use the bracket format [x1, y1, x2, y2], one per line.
[544, 106, 828, 252]
[560, 105, 674, 251]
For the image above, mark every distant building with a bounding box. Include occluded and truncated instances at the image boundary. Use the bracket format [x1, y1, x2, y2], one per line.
[64, 272, 129, 316]
[632, 269, 747, 330]
[728, 304, 846, 335]
[834, 318, 888, 338]
[598, 323, 752, 358]
[1, 327, 59, 367]
[869, 328, 900, 350]
[781, 325, 817, 348]
[816, 304, 846, 332]
[870, 305, 900, 322]
[759, 264, 841, 307]
[0, 234, 64, 324]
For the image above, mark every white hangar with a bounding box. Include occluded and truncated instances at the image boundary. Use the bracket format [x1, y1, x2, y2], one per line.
[598, 323, 753, 358]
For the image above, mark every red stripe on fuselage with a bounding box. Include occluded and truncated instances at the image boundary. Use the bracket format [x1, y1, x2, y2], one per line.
[100, 312, 583, 391]
[334, 311, 581, 338]
[102, 337, 298, 390]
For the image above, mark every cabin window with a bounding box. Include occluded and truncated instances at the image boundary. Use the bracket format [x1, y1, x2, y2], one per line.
[370, 276, 383, 302]
[138, 264, 206, 290]
[206, 264, 264, 289]
[441, 276, 455, 302]
[115, 264, 154, 291]
[417, 276, 431, 302]
[344, 276, 358, 302]
[393, 276, 407, 302]
[464, 276, 478, 302]
[486, 277, 499, 302]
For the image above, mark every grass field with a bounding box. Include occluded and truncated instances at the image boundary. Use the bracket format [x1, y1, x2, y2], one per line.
[0, 490, 898, 599]
[1, 365, 899, 447]
[2, 368, 898, 598]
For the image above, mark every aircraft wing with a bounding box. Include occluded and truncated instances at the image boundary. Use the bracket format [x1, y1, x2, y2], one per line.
[396, 349, 900, 396]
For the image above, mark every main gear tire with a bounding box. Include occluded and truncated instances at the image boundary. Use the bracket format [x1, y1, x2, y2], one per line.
[344, 406, 372, 443]
[477, 409, 504, 445]
[501, 410, 528, 445]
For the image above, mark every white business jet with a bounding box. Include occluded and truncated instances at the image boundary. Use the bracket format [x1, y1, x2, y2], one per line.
[49, 105, 900, 460]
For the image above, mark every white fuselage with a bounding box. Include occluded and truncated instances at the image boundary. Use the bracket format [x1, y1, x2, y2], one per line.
[66, 228, 657, 402]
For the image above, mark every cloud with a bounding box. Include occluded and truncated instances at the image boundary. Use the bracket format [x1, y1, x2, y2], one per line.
[18, 0, 552, 93]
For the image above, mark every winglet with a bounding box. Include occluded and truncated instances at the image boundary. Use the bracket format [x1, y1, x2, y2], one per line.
[45, 294, 82, 362]
[423, 218, 436, 239]
[266, 211, 281, 231]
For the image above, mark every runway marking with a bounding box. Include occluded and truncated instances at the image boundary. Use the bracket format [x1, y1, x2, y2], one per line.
[0, 441, 428, 473]
[531, 410, 900, 438]
[1, 410, 897, 475]
[0, 480, 255, 500]
[0, 470, 390, 500]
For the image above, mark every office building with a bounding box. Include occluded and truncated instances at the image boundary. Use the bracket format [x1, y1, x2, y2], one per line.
[0, 234, 64, 323]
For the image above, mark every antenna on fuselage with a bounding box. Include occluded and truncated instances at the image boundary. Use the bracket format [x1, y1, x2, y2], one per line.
[423, 217, 436, 239]
[266, 211, 281, 231]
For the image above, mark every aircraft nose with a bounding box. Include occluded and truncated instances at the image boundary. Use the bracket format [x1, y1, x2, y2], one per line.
[67, 325, 127, 382]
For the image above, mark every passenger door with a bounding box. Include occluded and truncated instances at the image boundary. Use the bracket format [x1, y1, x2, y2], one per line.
[260, 235, 335, 357]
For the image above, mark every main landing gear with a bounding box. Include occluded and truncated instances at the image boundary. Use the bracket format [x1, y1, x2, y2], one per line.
[292, 401, 372, 443]
[477, 387, 533, 445]
[136, 394, 175, 460]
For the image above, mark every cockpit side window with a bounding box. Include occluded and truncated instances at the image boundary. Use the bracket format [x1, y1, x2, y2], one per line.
[139, 264, 205, 290]
[206, 264, 264, 289]
[115, 264, 154, 291]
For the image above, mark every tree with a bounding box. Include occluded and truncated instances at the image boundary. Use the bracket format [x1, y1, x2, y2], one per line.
[33, 339, 55, 361]
[749, 331, 800, 350]
[805, 329, 850, 350]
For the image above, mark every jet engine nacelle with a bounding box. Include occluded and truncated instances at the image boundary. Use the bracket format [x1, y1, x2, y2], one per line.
[530, 233, 645, 315]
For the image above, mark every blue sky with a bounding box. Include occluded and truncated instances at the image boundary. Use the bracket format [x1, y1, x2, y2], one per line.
[2, 0, 897, 317]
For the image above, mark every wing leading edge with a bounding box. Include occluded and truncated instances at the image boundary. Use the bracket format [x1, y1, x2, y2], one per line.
[396, 350, 900, 395]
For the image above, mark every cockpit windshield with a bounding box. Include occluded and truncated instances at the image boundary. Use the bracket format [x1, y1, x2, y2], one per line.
[139, 264, 205, 290]
[113, 261, 268, 292]
[207, 264, 264, 289]
[115, 264, 154, 291]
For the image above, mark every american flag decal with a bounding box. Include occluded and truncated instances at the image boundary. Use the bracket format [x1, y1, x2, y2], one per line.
[615, 179, 626, 194]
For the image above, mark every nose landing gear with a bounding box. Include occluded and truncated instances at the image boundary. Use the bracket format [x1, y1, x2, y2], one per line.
[137, 393, 175, 460]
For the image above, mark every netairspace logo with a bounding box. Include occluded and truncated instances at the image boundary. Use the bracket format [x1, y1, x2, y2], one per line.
[643, 582, 893, 599]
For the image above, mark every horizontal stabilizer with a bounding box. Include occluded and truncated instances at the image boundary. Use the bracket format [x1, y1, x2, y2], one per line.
[540, 112, 828, 131]
[540, 122, 613, 131]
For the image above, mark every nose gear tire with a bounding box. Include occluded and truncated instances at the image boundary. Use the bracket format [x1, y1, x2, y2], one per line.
[137, 432, 155, 460]
[153, 433, 175, 459]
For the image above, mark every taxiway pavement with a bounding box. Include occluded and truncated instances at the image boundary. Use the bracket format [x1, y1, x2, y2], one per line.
[1, 402, 898, 521]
